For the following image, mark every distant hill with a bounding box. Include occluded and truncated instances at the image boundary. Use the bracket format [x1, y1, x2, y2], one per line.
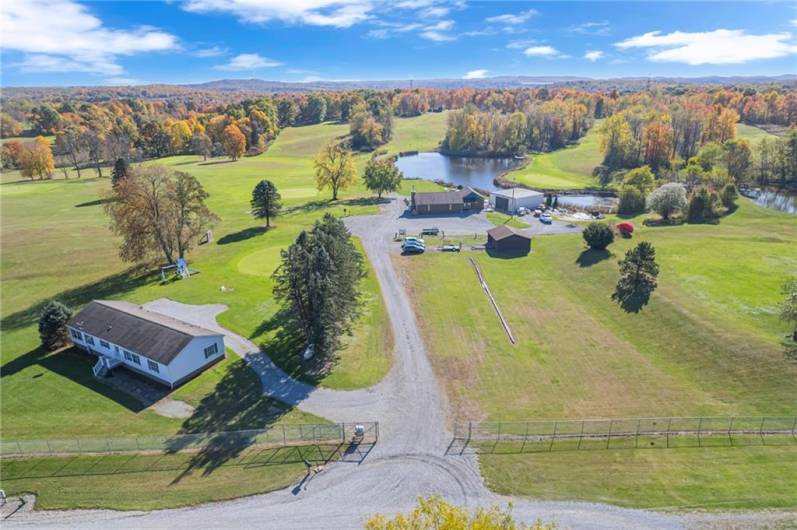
[2, 74, 795, 101]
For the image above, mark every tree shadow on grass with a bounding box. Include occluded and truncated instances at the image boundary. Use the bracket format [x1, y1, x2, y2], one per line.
[74, 198, 111, 208]
[0, 267, 157, 334]
[216, 226, 269, 245]
[7, 347, 150, 412]
[284, 197, 386, 216]
[250, 309, 324, 385]
[198, 160, 235, 166]
[576, 249, 611, 268]
[611, 288, 651, 313]
[165, 359, 294, 481]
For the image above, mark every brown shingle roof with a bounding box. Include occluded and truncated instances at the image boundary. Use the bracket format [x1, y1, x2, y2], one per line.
[413, 190, 465, 206]
[487, 224, 531, 241]
[67, 300, 221, 365]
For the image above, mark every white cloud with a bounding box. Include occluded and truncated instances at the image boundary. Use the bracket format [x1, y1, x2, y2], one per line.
[568, 21, 611, 36]
[184, 0, 373, 28]
[193, 46, 228, 58]
[507, 39, 538, 49]
[584, 50, 604, 61]
[523, 45, 559, 57]
[1, 0, 178, 77]
[791, 19, 797, 27]
[463, 69, 488, 79]
[214, 53, 282, 71]
[421, 30, 455, 42]
[615, 29, 797, 65]
[105, 77, 144, 86]
[421, 6, 449, 18]
[486, 9, 537, 26]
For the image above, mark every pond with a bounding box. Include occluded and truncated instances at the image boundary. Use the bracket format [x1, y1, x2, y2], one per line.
[554, 194, 618, 210]
[394, 152, 520, 191]
[748, 188, 797, 214]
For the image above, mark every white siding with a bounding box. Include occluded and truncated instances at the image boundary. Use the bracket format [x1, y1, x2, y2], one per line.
[167, 335, 226, 386]
[68, 325, 224, 387]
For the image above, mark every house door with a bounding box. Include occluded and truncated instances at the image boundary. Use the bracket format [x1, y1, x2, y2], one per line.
[495, 196, 509, 211]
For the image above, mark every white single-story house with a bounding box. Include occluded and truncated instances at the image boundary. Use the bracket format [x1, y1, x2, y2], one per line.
[490, 188, 544, 213]
[67, 300, 225, 388]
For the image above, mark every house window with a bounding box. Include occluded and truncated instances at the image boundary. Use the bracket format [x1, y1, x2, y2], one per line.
[124, 350, 140, 365]
[114, 346, 119, 353]
[85, 335, 95, 346]
[204, 343, 219, 359]
[99, 340, 110, 349]
[70, 329, 83, 341]
[147, 360, 159, 373]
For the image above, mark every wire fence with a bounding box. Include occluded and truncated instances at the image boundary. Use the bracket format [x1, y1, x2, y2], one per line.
[449, 416, 797, 455]
[1, 422, 378, 458]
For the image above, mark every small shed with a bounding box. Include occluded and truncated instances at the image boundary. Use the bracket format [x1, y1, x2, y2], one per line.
[490, 188, 544, 213]
[486, 225, 532, 255]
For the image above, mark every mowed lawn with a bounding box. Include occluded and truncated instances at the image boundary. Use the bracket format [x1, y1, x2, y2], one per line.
[736, 123, 781, 145]
[0, 115, 447, 507]
[508, 120, 604, 190]
[398, 200, 797, 508]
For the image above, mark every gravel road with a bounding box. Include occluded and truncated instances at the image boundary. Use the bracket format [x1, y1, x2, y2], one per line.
[8, 197, 787, 529]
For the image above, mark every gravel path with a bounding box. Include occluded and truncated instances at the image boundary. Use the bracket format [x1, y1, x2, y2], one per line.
[8, 197, 783, 529]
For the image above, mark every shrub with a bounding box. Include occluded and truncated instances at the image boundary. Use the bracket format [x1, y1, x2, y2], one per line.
[38, 300, 73, 351]
[720, 183, 739, 210]
[687, 186, 719, 223]
[647, 182, 687, 220]
[582, 222, 615, 250]
[617, 187, 646, 215]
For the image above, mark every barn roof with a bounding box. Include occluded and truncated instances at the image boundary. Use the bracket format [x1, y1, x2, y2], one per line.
[491, 187, 544, 199]
[413, 187, 484, 206]
[67, 300, 220, 365]
[487, 224, 532, 241]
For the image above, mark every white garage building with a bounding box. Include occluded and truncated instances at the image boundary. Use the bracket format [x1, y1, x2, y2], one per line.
[489, 188, 545, 213]
[67, 300, 226, 388]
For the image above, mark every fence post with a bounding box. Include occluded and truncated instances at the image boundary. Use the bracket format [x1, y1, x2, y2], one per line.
[728, 417, 734, 445]
[577, 420, 585, 450]
[759, 416, 766, 443]
[467, 422, 472, 444]
[549, 421, 558, 451]
[341, 423, 346, 444]
[697, 417, 703, 447]
[666, 418, 672, 448]
[16, 441, 23, 457]
[635, 419, 640, 449]
[791, 417, 797, 440]
[520, 422, 529, 453]
[606, 420, 613, 449]
[46, 440, 52, 455]
[375, 422, 379, 442]
[282, 425, 287, 446]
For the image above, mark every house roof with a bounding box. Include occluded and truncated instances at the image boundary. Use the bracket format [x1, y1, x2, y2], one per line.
[413, 187, 484, 206]
[491, 187, 543, 199]
[67, 300, 221, 365]
[487, 224, 532, 241]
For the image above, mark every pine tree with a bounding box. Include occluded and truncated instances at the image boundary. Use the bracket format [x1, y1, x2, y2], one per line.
[613, 241, 659, 310]
[250, 179, 282, 227]
[38, 300, 73, 350]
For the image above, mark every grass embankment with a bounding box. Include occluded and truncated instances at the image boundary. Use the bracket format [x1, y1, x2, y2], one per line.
[398, 200, 797, 509]
[508, 121, 603, 190]
[736, 123, 781, 145]
[0, 114, 447, 508]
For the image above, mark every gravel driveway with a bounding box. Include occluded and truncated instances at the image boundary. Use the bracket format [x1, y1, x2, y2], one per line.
[8, 197, 782, 529]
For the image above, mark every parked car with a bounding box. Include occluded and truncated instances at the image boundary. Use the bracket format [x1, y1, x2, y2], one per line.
[517, 207, 529, 216]
[539, 213, 553, 224]
[404, 236, 425, 245]
[533, 209, 542, 217]
[402, 241, 425, 254]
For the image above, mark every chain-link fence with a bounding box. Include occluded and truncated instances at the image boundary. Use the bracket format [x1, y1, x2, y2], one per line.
[449, 416, 797, 454]
[1, 422, 378, 458]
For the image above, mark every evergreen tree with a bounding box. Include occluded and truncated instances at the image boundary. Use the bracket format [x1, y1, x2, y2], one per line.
[720, 183, 739, 211]
[780, 278, 797, 361]
[111, 158, 129, 187]
[582, 222, 614, 250]
[272, 214, 365, 361]
[38, 300, 73, 350]
[687, 186, 719, 223]
[613, 241, 659, 310]
[250, 179, 282, 227]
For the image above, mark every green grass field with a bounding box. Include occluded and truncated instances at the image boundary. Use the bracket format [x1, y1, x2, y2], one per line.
[398, 200, 797, 508]
[736, 123, 780, 146]
[507, 121, 604, 190]
[0, 115, 447, 507]
[486, 211, 530, 228]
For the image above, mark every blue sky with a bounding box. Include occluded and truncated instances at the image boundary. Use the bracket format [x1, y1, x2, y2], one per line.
[1, 1, 796, 87]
